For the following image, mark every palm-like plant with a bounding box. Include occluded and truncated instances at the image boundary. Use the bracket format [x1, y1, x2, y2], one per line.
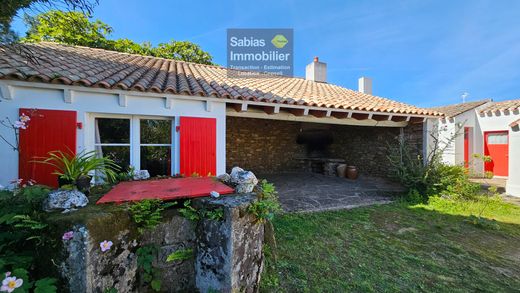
[35, 150, 120, 184]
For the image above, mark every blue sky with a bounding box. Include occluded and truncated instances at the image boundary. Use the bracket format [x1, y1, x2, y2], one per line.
[11, 0, 520, 107]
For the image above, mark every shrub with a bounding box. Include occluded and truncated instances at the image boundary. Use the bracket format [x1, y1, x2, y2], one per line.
[0, 186, 58, 292]
[248, 180, 282, 223]
[387, 125, 483, 202]
[34, 150, 120, 185]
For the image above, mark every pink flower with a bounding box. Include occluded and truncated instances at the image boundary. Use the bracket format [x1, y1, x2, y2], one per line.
[100, 240, 113, 252]
[1, 276, 23, 292]
[62, 231, 74, 241]
[19, 114, 30, 123]
[13, 121, 26, 129]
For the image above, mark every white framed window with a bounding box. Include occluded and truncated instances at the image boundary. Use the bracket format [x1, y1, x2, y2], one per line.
[93, 115, 174, 176]
[487, 132, 508, 145]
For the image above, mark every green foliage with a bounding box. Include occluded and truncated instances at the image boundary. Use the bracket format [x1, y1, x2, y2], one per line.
[34, 277, 58, 293]
[23, 10, 111, 47]
[178, 200, 200, 221]
[21, 10, 214, 65]
[166, 248, 193, 262]
[115, 165, 135, 182]
[0, 185, 58, 292]
[179, 200, 224, 222]
[0, 0, 98, 43]
[202, 208, 224, 221]
[128, 199, 175, 233]
[34, 150, 120, 184]
[248, 180, 281, 223]
[387, 125, 484, 203]
[103, 288, 118, 293]
[136, 245, 161, 292]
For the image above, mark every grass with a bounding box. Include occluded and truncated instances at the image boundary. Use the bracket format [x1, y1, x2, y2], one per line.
[261, 197, 520, 292]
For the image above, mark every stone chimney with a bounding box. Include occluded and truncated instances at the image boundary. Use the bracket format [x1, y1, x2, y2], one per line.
[305, 57, 327, 83]
[358, 77, 372, 95]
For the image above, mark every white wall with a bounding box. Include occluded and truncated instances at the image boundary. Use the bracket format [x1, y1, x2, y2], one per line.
[0, 81, 227, 186]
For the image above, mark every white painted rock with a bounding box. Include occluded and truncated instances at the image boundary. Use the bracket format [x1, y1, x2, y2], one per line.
[43, 189, 89, 212]
[230, 167, 258, 194]
[133, 170, 150, 180]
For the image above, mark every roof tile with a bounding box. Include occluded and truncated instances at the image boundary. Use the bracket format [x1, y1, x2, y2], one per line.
[0, 42, 441, 116]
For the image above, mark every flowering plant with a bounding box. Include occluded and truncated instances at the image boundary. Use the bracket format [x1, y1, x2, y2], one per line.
[100, 240, 113, 252]
[62, 231, 74, 241]
[0, 113, 33, 152]
[1, 272, 23, 293]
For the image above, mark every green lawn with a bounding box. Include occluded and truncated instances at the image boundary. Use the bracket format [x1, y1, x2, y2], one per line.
[261, 197, 520, 292]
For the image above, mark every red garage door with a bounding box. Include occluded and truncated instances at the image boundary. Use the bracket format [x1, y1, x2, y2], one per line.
[18, 109, 77, 187]
[484, 131, 509, 177]
[179, 117, 216, 177]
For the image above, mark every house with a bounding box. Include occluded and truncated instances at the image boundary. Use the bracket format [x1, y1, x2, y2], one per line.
[426, 99, 520, 197]
[0, 42, 441, 189]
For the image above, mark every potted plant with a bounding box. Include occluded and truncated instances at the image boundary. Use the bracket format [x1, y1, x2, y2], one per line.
[35, 150, 120, 191]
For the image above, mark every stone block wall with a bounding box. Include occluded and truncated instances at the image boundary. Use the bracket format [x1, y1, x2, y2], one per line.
[226, 116, 424, 177]
[226, 117, 306, 174]
[57, 195, 263, 293]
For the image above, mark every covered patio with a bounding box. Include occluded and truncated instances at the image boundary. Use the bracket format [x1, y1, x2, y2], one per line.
[262, 172, 405, 212]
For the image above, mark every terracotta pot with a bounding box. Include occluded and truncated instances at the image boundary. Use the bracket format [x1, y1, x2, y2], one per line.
[57, 177, 74, 187]
[346, 166, 358, 180]
[336, 164, 347, 178]
[75, 175, 92, 192]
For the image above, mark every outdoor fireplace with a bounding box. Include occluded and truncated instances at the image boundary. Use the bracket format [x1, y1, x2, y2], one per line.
[296, 125, 345, 175]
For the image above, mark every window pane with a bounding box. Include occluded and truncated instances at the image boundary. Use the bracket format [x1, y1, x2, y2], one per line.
[487, 133, 508, 145]
[95, 118, 130, 144]
[141, 146, 171, 177]
[98, 146, 131, 171]
[140, 119, 172, 144]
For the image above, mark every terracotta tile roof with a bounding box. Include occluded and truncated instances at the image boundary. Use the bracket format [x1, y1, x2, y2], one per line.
[511, 118, 520, 128]
[430, 100, 490, 117]
[0, 42, 441, 116]
[480, 99, 520, 113]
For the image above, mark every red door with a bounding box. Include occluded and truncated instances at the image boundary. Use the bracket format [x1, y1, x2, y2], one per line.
[179, 117, 216, 177]
[484, 131, 509, 177]
[18, 109, 77, 187]
[464, 127, 470, 168]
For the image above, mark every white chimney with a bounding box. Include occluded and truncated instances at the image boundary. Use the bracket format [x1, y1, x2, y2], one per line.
[358, 77, 372, 95]
[305, 57, 327, 83]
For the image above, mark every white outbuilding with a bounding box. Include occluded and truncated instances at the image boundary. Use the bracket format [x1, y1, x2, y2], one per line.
[426, 99, 520, 197]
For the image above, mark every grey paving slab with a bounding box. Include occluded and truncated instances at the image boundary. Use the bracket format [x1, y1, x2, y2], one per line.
[260, 172, 405, 213]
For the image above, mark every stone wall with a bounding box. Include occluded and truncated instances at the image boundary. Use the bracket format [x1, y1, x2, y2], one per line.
[226, 117, 306, 174]
[57, 194, 263, 293]
[226, 116, 424, 177]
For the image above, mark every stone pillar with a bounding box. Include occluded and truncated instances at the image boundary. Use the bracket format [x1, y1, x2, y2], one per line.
[506, 125, 520, 197]
[195, 194, 264, 293]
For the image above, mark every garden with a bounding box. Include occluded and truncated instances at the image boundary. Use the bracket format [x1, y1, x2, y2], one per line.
[259, 130, 520, 292]
[0, 125, 279, 293]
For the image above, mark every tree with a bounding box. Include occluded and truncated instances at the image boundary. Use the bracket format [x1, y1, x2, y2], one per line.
[0, 0, 98, 43]
[22, 10, 214, 65]
[23, 10, 111, 47]
[152, 41, 213, 65]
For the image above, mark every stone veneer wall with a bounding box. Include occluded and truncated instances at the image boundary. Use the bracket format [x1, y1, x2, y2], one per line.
[226, 116, 424, 177]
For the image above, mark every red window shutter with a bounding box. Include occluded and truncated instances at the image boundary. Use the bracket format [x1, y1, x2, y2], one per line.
[18, 109, 77, 187]
[179, 117, 216, 177]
